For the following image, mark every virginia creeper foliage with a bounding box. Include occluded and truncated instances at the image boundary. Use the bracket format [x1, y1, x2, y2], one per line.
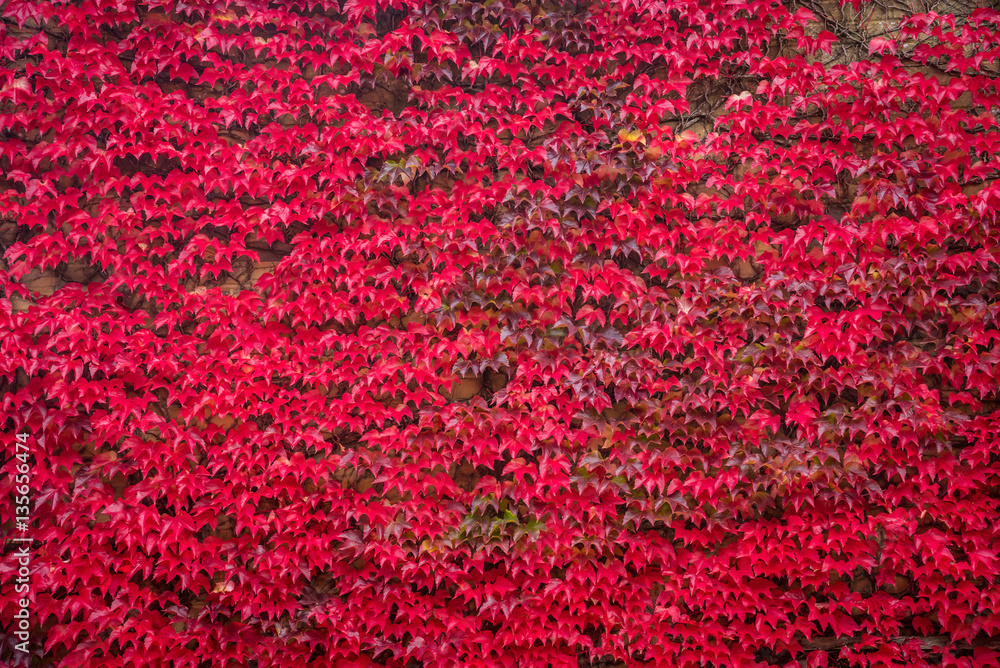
[3, 0, 1000, 667]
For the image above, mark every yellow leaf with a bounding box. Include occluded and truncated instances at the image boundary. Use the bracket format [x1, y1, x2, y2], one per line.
[617, 129, 645, 144]
[211, 10, 238, 23]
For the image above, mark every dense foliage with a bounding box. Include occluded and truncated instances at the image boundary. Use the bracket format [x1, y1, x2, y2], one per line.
[3, 0, 1000, 666]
